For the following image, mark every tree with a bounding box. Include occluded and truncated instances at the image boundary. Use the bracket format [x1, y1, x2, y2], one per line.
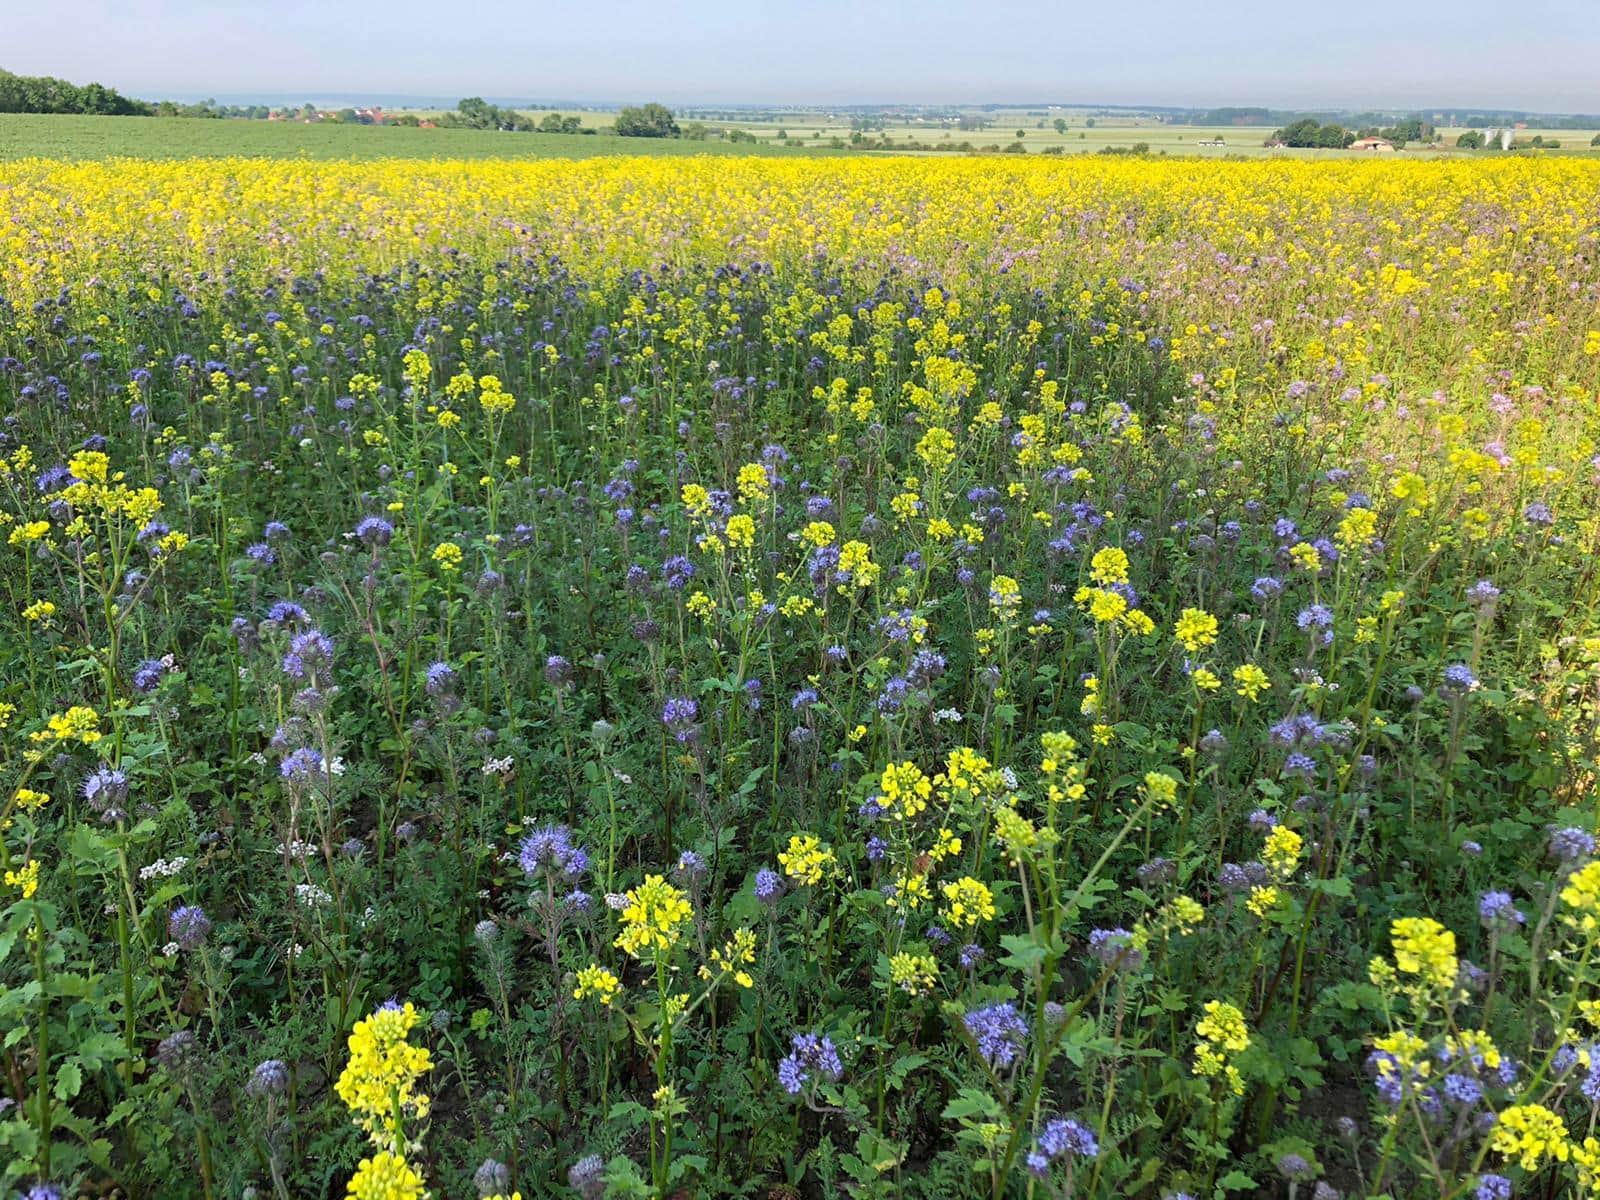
[1085, 117, 1096, 128]
[1015, 128, 1025, 138]
[1272, 117, 1354, 149]
[1592, 132, 1600, 146]
[1455, 130, 1484, 149]
[0, 67, 149, 116]
[614, 103, 679, 138]
[1053, 118, 1067, 134]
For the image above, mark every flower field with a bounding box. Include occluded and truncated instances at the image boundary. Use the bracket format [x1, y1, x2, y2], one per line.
[2, 153, 1600, 1199]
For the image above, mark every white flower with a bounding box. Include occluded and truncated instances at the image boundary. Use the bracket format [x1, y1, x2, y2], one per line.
[139, 856, 190, 881]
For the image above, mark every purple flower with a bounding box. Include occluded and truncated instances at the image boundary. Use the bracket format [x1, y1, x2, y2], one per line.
[168, 905, 212, 951]
[963, 1003, 1028, 1068]
[1549, 826, 1596, 863]
[354, 516, 394, 546]
[519, 825, 587, 879]
[132, 658, 169, 693]
[1440, 662, 1478, 698]
[754, 868, 783, 904]
[1029, 1116, 1098, 1173]
[425, 660, 458, 697]
[1441, 1073, 1482, 1106]
[281, 629, 334, 680]
[1250, 576, 1283, 601]
[1478, 891, 1524, 929]
[661, 696, 698, 743]
[1088, 927, 1141, 968]
[777, 1031, 843, 1094]
[1475, 1176, 1512, 1200]
[279, 747, 325, 783]
[246, 1058, 290, 1098]
[1296, 604, 1333, 630]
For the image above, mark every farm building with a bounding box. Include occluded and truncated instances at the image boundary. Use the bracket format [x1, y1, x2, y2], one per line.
[1349, 137, 1396, 152]
[1197, 137, 1226, 146]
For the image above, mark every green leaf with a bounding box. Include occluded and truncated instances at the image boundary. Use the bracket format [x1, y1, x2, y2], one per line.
[54, 1059, 83, 1101]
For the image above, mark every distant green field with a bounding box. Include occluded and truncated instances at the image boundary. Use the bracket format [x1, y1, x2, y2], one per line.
[3, 111, 1594, 163]
[0, 113, 835, 160]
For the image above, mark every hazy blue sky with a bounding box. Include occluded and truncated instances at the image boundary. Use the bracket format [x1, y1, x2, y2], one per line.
[8, 0, 1599, 110]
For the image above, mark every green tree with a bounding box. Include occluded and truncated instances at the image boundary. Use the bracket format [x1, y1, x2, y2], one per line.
[615, 103, 679, 138]
[1053, 118, 1068, 134]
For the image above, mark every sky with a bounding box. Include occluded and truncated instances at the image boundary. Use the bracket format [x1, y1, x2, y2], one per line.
[6, 0, 1599, 112]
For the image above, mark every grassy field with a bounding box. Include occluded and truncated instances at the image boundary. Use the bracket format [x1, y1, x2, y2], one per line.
[4, 111, 1596, 161]
[0, 112, 829, 160]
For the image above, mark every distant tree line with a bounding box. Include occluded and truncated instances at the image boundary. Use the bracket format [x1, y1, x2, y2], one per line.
[1269, 115, 1435, 148]
[0, 68, 150, 115]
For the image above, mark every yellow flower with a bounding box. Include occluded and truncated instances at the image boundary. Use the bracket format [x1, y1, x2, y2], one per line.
[888, 951, 939, 996]
[614, 874, 692, 959]
[1334, 506, 1378, 552]
[1190, 667, 1221, 692]
[7, 520, 51, 547]
[875, 760, 932, 819]
[477, 374, 515, 416]
[988, 574, 1021, 615]
[5, 859, 41, 899]
[31, 706, 102, 745]
[940, 876, 996, 927]
[724, 513, 755, 550]
[431, 542, 462, 571]
[800, 520, 836, 548]
[15, 787, 50, 812]
[334, 1004, 433, 1148]
[701, 927, 757, 988]
[1288, 541, 1322, 573]
[574, 964, 621, 1006]
[1173, 607, 1218, 653]
[1232, 663, 1270, 702]
[681, 483, 711, 518]
[1089, 545, 1130, 585]
[1245, 886, 1280, 918]
[1490, 1104, 1571, 1172]
[346, 1151, 427, 1200]
[1074, 585, 1127, 624]
[1196, 1000, 1250, 1052]
[685, 591, 715, 619]
[1561, 860, 1600, 930]
[837, 540, 879, 588]
[1388, 917, 1457, 991]
[914, 426, 957, 472]
[889, 872, 931, 911]
[928, 827, 963, 862]
[778, 834, 836, 886]
[1390, 470, 1431, 516]
[1193, 1000, 1249, 1094]
[1167, 895, 1204, 933]
[1262, 826, 1302, 880]
[1142, 771, 1178, 809]
[736, 462, 770, 502]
